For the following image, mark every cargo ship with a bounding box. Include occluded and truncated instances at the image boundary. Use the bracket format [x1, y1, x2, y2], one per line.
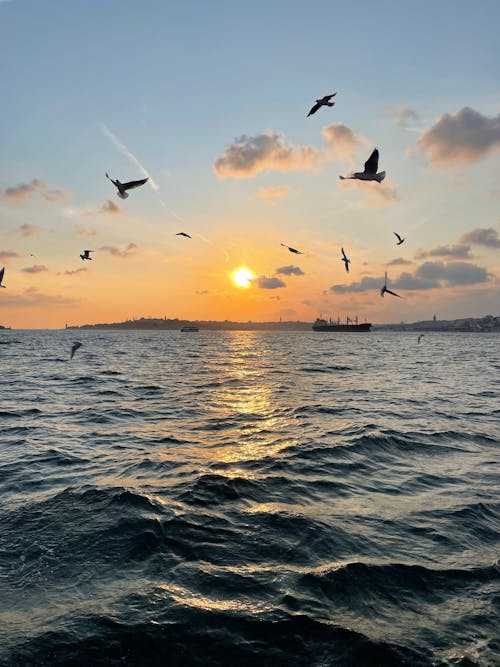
[312, 317, 371, 332]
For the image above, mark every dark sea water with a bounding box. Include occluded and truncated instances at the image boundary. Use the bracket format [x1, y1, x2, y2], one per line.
[0, 330, 499, 666]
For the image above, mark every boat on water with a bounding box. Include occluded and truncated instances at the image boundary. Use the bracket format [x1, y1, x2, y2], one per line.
[181, 325, 199, 332]
[312, 317, 371, 332]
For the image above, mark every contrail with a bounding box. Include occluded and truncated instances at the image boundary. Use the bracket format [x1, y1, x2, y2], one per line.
[100, 123, 185, 224]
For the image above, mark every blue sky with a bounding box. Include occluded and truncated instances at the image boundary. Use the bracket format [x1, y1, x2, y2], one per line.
[0, 0, 499, 327]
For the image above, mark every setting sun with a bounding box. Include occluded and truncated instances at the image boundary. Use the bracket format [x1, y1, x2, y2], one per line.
[232, 267, 254, 288]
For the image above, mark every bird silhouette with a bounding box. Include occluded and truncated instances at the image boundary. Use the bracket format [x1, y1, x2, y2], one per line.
[70, 341, 82, 359]
[176, 232, 192, 239]
[340, 148, 385, 183]
[0, 267, 5, 288]
[341, 247, 350, 273]
[393, 232, 405, 245]
[80, 250, 94, 261]
[380, 272, 402, 298]
[106, 173, 148, 199]
[307, 93, 336, 117]
[281, 243, 303, 255]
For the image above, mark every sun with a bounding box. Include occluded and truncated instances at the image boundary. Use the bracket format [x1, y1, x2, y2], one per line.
[232, 267, 254, 288]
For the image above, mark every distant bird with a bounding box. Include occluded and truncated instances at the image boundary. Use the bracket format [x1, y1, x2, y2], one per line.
[281, 243, 303, 255]
[393, 232, 405, 245]
[380, 272, 402, 298]
[341, 247, 350, 273]
[418, 334, 424, 344]
[29, 253, 37, 258]
[70, 342, 82, 359]
[340, 148, 386, 183]
[307, 93, 336, 117]
[176, 232, 192, 239]
[80, 250, 94, 261]
[106, 173, 148, 199]
[0, 267, 5, 289]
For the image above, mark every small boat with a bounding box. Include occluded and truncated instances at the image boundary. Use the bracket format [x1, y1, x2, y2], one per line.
[181, 325, 199, 332]
[312, 317, 371, 332]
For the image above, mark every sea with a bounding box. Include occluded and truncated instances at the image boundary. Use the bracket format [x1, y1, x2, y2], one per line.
[0, 329, 499, 667]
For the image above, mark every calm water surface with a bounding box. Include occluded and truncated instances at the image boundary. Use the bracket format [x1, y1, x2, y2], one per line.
[0, 330, 499, 666]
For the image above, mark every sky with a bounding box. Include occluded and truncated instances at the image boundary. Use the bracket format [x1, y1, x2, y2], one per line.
[0, 0, 499, 329]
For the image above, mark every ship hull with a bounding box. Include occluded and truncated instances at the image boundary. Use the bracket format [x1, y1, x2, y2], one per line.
[312, 323, 371, 332]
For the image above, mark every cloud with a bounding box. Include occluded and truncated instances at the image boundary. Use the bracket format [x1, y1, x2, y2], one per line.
[100, 243, 138, 258]
[321, 123, 361, 161]
[392, 106, 420, 127]
[17, 224, 44, 237]
[21, 264, 48, 274]
[331, 261, 490, 293]
[254, 275, 286, 289]
[75, 226, 97, 237]
[415, 261, 489, 286]
[1, 288, 78, 307]
[99, 199, 124, 215]
[59, 268, 88, 276]
[0, 250, 21, 262]
[214, 132, 321, 178]
[258, 186, 290, 199]
[459, 227, 500, 248]
[418, 107, 500, 167]
[415, 244, 472, 260]
[195, 289, 210, 295]
[1, 179, 45, 202]
[338, 178, 399, 207]
[275, 265, 304, 276]
[41, 188, 69, 203]
[386, 257, 413, 266]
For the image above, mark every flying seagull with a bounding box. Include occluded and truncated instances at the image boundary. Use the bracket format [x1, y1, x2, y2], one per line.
[307, 93, 336, 117]
[0, 267, 5, 288]
[393, 232, 405, 245]
[340, 148, 386, 183]
[281, 243, 303, 255]
[70, 341, 82, 359]
[106, 173, 148, 199]
[80, 250, 94, 261]
[381, 272, 402, 298]
[176, 232, 192, 239]
[341, 247, 350, 273]
[418, 334, 424, 344]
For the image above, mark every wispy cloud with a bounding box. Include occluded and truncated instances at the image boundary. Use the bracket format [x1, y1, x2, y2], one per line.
[321, 123, 361, 161]
[58, 268, 88, 276]
[338, 178, 399, 207]
[1, 288, 78, 307]
[41, 188, 69, 203]
[415, 244, 472, 260]
[254, 275, 286, 289]
[100, 243, 138, 258]
[75, 226, 97, 237]
[258, 186, 290, 199]
[386, 257, 413, 266]
[17, 223, 44, 237]
[99, 199, 124, 215]
[21, 265, 48, 274]
[418, 107, 500, 167]
[0, 250, 21, 262]
[392, 106, 420, 128]
[459, 227, 500, 248]
[275, 265, 304, 276]
[1, 179, 45, 202]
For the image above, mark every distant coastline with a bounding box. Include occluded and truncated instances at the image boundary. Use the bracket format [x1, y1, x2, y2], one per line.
[63, 314, 500, 332]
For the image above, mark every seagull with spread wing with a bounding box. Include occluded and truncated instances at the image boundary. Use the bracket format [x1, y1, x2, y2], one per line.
[106, 173, 148, 199]
[341, 247, 350, 273]
[393, 232, 405, 245]
[380, 272, 402, 298]
[281, 243, 303, 255]
[307, 93, 336, 117]
[340, 148, 386, 183]
[70, 342, 82, 359]
[176, 232, 192, 239]
[0, 267, 5, 289]
[80, 250, 94, 261]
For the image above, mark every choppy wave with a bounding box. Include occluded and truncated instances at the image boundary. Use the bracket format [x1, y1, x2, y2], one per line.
[0, 330, 499, 666]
